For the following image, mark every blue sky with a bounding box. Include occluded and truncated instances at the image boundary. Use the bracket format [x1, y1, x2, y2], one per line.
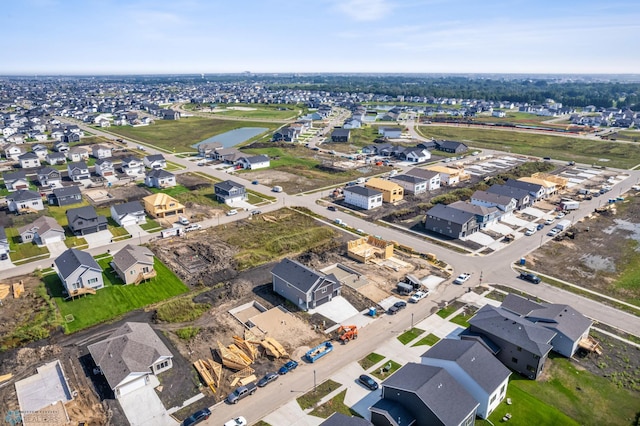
[2, 0, 639, 74]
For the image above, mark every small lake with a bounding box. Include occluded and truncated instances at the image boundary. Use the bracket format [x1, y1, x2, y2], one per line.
[193, 127, 268, 148]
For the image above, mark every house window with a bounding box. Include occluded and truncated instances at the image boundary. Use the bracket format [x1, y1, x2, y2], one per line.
[322, 287, 327, 294]
[517, 346, 522, 352]
[511, 357, 518, 364]
[490, 394, 497, 404]
[130, 270, 135, 275]
[501, 384, 506, 395]
[87, 278, 98, 285]
[526, 364, 536, 373]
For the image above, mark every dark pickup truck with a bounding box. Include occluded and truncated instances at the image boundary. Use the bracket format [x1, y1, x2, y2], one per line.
[226, 382, 257, 404]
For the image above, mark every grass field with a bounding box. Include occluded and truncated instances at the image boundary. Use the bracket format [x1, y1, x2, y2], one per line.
[147, 183, 226, 210]
[44, 257, 188, 333]
[105, 117, 279, 153]
[415, 125, 640, 169]
[213, 106, 300, 120]
[358, 352, 385, 370]
[215, 208, 337, 270]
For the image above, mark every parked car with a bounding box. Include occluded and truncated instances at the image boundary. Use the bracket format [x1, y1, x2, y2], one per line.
[184, 224, 202, 232]
[327, 206, 337, 211]
[257, 372, 279, 388]
[410, 291, 428, 303]
[278, 360, 299, 375]
[224, 417, 247, 426]
[387, 305, 399, 315]
[453, 273, 471, 284]
[250, 210, 262, 215]
[536, 223, 545, 230]
[519, 272, 541, 284]
[227, 383, 257, 404]
[252, 180, 259, 185]
[393, 301, 407, 310]
[525, 227, 536, 236]
[226, 209, 238, 216]
[556, 212, 565, 219]
[544, 218, 554, 225]
[358, 374, 379, 391]
[547, 228, 560, 237]
[181, 408, 211, 426]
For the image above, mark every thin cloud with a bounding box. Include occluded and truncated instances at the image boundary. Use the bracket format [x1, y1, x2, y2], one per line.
[334, 0, 393, 21]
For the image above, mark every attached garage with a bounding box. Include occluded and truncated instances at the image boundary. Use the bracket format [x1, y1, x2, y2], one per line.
[40, 232, 65, 245]
[116, 375, 149, 398]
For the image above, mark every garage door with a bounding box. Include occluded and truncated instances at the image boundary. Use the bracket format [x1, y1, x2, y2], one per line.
[117, 376, 148, 398]
[42, 235, 62, 245]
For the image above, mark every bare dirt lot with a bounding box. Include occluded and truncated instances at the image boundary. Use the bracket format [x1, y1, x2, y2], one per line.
[525, 190, 640, 305]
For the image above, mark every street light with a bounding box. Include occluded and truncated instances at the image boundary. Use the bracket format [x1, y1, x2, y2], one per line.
[314, 370, 317, 393]
[411, 313, 414, 329]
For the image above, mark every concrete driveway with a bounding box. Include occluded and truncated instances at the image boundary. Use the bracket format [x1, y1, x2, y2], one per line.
[46, 240, 68, 258]
[308, 296, 358, 324]
[82, 230, 113, 249]
[118, 376, 177, 426]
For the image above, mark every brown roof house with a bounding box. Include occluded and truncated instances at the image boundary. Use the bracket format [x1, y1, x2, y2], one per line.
[88, 322, 173, 399]
[111, 244, 156, 285]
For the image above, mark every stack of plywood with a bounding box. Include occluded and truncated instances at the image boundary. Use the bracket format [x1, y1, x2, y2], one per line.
[0, 284, 10, 300]
[233, 336, 259, 361]
[12, 281, 24, 299]
[217, 341, 252, 371]
[260, 337, 289, 359]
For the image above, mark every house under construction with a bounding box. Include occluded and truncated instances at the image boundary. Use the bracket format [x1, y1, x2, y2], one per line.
[347, 235, 394, 263]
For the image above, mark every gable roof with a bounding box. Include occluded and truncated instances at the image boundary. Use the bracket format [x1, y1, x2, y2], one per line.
[112, 201, 144, 216]
[382, 363, 479, 425]
[272, 258, 336, 293]
[321, 413, 372, 426]
[486, 184, 531, 201]
[426, 203, 475, 225]
[37, 166, 60, 177]
[54, 248, 102, 280]
[67, 161, 88, 170]
[421, 339, 511, 393]
[146, 169, 174, 179]
[500, 294, 544, 316]
[504, 178, 543, 193]
[405, 168, 439, 180]
[214, 179, 245, 192]
[142, 192, 183, 208]
[391, 174, 427, 184]
[449, 200, 499, 217]
[112, 244, 154, 272]
[7, 189, 41, 202]
[3, 170, 28, 181]
[144, 154, 165, 162]
[18, 215, 63, 236]
[437, 140, 468, 150]
[53, 185, 82, 198]
[87, 322, 172, 390]
[243, 154, 270, 164]
[471, 190, 515, 206]
[67, 205, 99, 221]
[343, 186, 382, 197]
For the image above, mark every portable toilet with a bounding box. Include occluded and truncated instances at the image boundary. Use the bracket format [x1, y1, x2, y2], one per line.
[519, 258, 526, 266]
[368, 307, 377, 317]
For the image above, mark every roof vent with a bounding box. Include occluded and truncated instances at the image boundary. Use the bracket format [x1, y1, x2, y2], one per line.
[438, 383, 442, 389]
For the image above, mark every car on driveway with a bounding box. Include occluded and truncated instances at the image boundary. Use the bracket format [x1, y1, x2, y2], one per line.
[358, 375, 379, 391]
[257, 372, 279, 387]
[544, 218, 554, 225]
[278, 360, 299, 375]
[547, 228, 560, 237]
[525, 227, 536, 236]
[453, 273, 471, 284]
[519, 272, 541, 284]
[410, 291, 428, 303]
[224, 417, 247, 426]
[393, 301, 407, 310]
[182, 408, 211, 426]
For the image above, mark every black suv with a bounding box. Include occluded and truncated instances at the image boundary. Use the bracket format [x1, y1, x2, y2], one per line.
[182, 408, 211, 426]
[519, 272, 541, 284]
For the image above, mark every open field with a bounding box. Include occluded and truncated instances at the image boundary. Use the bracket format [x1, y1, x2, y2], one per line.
[212, 105, 301, 120]
[43, 257, 188, 333]
[415, 125, 640, 169]
[105, 117, 279, 152]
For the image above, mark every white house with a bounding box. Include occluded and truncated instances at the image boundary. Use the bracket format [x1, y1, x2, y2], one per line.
[144, 169, 176, 188]
[471, 190, 517, 215]
[37, 167, 63, 188]
[142, 154, 166, 169]
[46, 152, 67, 165]
[421, 339, 511, 419]
[91, 144, 112, 159]
[111, 201, 147, 227]
[4, 144, 26, 161]
[6, 190, 45, 213]
[66, 146, 89, 162]
[54, 248, 104, 295]
[18, 215, 66, 245]
[343, 186, 383, 210]
[67, 161, 91, 182]
[31, 144, 49, 160]
[236, 154, 270, 170]
[378, 127, 403, 138]
[121, 156, 145, 176]
[3, 170, 29, 192]
[18, 152, 41, 168]
[401, 147, 431, 163]
[390, 174, 428, 195]
[94, 159, 115, 177]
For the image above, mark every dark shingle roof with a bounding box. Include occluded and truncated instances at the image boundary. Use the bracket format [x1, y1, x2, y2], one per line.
[486, 184, 531, 201]
[501, 294, 543, 316]
[215, 179, 244, 192]
[272, 258, 327, 293]
[471, 190, 514, 206]
[112, 244, 154, 272]
[527, 303, 592, 342]
[3, 170, 28, 181]
[343, 186, 382, 197]
[320, 413, 372, 426]
[144, 154, 165, 162]
[146, 169, 174, 179]
[66, 205, 99, 221]
[112, 201, 144, 217]
[426, 203, 475, 225]
[405, 168, 439, 180]
[449, 200, 498, 217]
[369, 399, 414, 426]
[54, 248, 101, 280]
[7, 189, 40, 202]
[53, 185, 81, 198]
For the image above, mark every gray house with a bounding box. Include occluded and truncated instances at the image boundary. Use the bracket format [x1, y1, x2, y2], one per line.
[486, 184, 532, 210]
[111, 201, 146, 227]
[421, 339, 511, 419]
[144, 169, 176, 188]
[503, 179, 546, 200]
[67, 161, 91, 182]
[48, 186, 83, 206]
[448, 201, 500, 229]
[7, 189, 44, 213]
[370, 362, 478, 426]
[37, 167, 62, 188]
[54, 248, 104, 295]
[19, 215, 65, 245]
[66, 206, 108, 236]
[424, 203, 478, 239]
[214, 180, 247, 205]
[462, 304, 556, 379]
[3, 170, 29, 192]
[271, 258, 342, 311]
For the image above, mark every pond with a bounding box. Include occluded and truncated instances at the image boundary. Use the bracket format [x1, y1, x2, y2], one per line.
[193, 127, 268, 148]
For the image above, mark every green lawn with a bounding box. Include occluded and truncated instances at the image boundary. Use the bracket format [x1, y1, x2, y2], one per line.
[411, 333, 441, 347]
[397, 327, 425, 345]
[449, 313, 471, 327]
[415, 125, 640, 169]
[371, 360, 402, 380]
[296, 379, 341, 410]
[213, 106, 300, 120]
[140, 219, 163, 231]
[146, 184, 191, 197]
[47, 201, 89, 227]
[5, 227, 50, 261]
[436, 305, 459, 319]
[309, 390, 361, 419]
[358, 352, 385, 370]
[44, 257, 189, 333]
[106, 117, 279, 152]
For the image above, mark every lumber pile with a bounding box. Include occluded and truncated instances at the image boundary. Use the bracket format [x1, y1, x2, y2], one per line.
[0, 284, 10, 300]
[260, 337, 289, 359]
[233, 335, 259, 361]
[217, 341, 252, 370]
[228, 367, 255, 387]
[12, 281, 24, 299]
[193, 359, 222, 393]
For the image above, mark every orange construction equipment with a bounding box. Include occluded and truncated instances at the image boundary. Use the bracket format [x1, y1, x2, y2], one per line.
[336, 325, 358, 343]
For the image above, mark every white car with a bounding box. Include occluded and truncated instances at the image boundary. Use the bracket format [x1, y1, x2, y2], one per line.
[410, 291, 429, 303]
[544, 218, 554, 225]
[224, 417, 247, 426]
[184, 224, 202, 232]
[547, 228, 560, 237]
[556, 212, 566, 219]
[226, 209, 238, 216]
[453, 273, 471, 285]
[524, 227, 536, 236]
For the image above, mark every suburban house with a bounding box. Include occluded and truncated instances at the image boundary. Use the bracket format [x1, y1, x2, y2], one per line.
[144, 169, 176, 189]
[111, 201, 147, 227]
[91, 145, 112, 159]
[421, 339, 511, 419]
[518, 176, 558, 198]
[66, 146, 89, 162]
[236, 154, 270, 170]
[390, 174, 428, 195]
[424, 203, 478, 239]
[330, 128, 351, 142]
[436, 140, 469, 154]
[121, 156, 145, 176]
[399, 147, 431, 163]
[48, 186, 83, 206]
[37, 167, 62, 188]
[461, 304, 556, 380]
[31, 144, 49, 160]
[87, 322, 173, 399]
[365, 178, 404, 203]
[94, 158, 115, 177]
[197, 141, 223, 158]
[370, 363, 479, 426]
[486, 184, 532, 210]
[213, 148, 244, 164]
[343, 186, 383, 210]
[3, 170, 29, 192]
[500, 294, 593, 358]
[67, 161, 91, 182]
[214, 180, 247, 205]
[53, 141, 69, 152]
[18, 152, 41, 168]
[142, 193, 185, 218]
[0, 227, 8, 260]
[378, 127, 402, 138]
[426, 165, 470, 186]
[162, 109, 180, 120]
[66, 206, 108, 236]
[471, 190, 517, 215]
[321, 413, 371, 426]
[503, 179, 546, 200]
[111, 244, 156, 285]
[271, 258, 342, 311]
[54, 248, 104, 295]
[46, 151, 67, 165]
[448, 201, 500, 229]
[143, 154, 167, 170]
[4, 144, 26, 161]
[6, 190, 45, 213]
[18, 215, 65, 245]
[404, 168, 442, 191]
[272, 126, 300, 142]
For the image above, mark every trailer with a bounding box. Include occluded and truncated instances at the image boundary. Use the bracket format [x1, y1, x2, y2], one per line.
[560, 200, 580, 211]
[305, 342, 333, 363]
[161, 227, 183, 238]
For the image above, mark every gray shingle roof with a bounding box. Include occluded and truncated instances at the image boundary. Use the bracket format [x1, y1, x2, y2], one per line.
[18, 215, 63, 236]
[3, 170, 28, 181]
[321, 413, 372, 426]
[53, 185, 82, 198]
[527, 303, 592, 342]
[145, 154, 165, 162]
[471, 190, 514, 206]
[449, 200, 498, 217]
[146, 168, 174, 179]
[112, 201, 144, 217]
[343, 186, 382, 197]
[37, 166, 60, 177]
[67, 161, 88, 170]
[0, 226, 6, 241]
[391, 174, 426, 184]
[7, 189, 41, 202]
[405, 168, 439, 180]
[54, 248, 102, 280]
[112, 244, 154, 272]
[382, 363, 479, 425]
[67, 205, 99, 221]
[244, 154, 269, 164]
[504, 178, 543, 194]
[369, 399, 414, 426]
[501, 294, 543, 316]
[87, 322, 172, 391]
[272, 258, 331, 293]
[421, 339, 511, 393]
[426, 203, 475, 225]
[215, 179, 244, 192]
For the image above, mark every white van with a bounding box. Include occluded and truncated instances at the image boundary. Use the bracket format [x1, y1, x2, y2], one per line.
[226, 209, 238, 216]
